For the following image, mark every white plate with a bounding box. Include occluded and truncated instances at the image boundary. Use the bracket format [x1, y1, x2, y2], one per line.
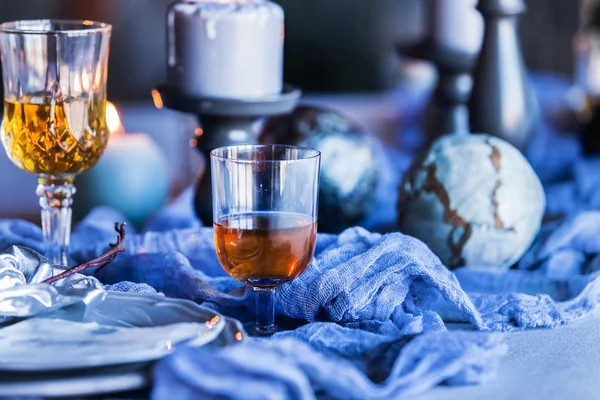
[0, 363, 150, 398]
[0, 291, 244, 372]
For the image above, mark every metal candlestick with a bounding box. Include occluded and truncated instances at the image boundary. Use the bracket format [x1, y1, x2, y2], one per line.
[155, 84, 301, 224]
[398, 39, 477, 144]
[468, 0, 538, 151]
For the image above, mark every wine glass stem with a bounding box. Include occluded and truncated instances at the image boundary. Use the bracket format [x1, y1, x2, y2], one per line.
[36, 174, 76, 266]
[254, 287, 276, 331]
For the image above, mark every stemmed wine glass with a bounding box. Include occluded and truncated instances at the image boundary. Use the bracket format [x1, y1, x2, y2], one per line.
[211, 144, 320, 336]
[0, 20, 112, 265]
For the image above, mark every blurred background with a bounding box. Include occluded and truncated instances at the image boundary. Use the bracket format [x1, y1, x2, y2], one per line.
[0, 0, 582, 221]
[0, 0, 578, 98]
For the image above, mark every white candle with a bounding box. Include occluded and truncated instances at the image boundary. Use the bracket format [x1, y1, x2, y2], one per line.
[167, 0, 284, 99]
[428, 0, 483, 55]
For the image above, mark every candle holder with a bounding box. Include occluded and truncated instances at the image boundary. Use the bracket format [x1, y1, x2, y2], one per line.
[155, 84, 302, 224]
[468, 0, 537, 151]
[398, 39, 477, 143]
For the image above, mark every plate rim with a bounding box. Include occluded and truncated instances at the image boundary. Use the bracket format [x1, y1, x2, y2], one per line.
[0, 290, 227, 372]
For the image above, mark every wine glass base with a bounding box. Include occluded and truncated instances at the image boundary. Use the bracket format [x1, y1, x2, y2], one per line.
[243, 322, 279, 337]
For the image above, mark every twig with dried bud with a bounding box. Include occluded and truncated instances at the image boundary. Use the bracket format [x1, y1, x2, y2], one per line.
[42, 222, 126, 285]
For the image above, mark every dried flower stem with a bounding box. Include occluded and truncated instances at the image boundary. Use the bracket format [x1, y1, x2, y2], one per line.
[42, 222, 127, 285]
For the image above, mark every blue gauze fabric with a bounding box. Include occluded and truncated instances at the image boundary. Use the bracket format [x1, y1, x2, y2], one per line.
[2, 74, 600, 399]
[0, 212, 511, 400]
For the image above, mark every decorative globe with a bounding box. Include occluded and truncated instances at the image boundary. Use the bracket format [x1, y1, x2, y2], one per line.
[399, 134, 545, 269]
[260, 105, 380, 233]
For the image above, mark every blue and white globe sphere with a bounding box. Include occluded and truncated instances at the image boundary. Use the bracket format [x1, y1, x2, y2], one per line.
[399, 134, 546, 269]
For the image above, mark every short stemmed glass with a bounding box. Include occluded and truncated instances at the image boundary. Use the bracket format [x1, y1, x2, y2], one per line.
[211, 145, 320, 336]
[0, 20, 112, 265]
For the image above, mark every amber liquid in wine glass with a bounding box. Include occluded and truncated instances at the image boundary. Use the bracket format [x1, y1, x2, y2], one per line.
[214, 212, 317, 288]
[1, 94, 108, 174]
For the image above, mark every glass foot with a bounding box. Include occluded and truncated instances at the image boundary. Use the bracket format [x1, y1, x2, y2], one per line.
[244, 322, 278, 337]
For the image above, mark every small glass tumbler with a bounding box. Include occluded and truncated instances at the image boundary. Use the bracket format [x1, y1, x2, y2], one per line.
[211, 144, 320, 336]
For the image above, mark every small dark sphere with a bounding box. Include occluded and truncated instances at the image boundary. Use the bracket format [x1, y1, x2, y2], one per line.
[259, 105, 380, 233]
[578, 96, 600, 155]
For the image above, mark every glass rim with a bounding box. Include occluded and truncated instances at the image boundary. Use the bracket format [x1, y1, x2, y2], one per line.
[210, 144, 321, 163]
[0, 19, 112, 36]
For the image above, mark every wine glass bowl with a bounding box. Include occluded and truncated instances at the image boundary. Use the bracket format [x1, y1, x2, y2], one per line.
[211, 144, 320, 335]
[214, 211, 317, 288]
[0, 20, 111, 265]
[1, 93, 108, 175]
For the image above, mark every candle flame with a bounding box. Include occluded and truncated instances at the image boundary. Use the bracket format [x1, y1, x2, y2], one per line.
[106, 102, 124, 136]
[151, 89, 164, 109]
[81, 71, 91, 92]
